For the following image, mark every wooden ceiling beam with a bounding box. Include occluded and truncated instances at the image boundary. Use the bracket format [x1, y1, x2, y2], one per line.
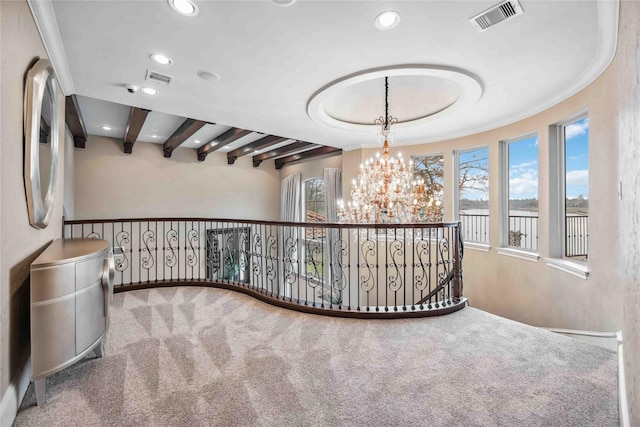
[123, 107, 150, 154]
[227, 135, 288, 165]
[64, 95, 87, 148]
[198, 127, 252, 161]
[163, 118, 207, 158]
[274, 146, 342, 170]
[252, 141, 314, 167]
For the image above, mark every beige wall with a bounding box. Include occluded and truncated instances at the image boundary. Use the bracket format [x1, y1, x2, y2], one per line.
[0, 0, 66, 401]
[279, 153, 342, 183]
[351, 66, 621, 331]
[617, 1, 640, 423]
[63, 128, 75, 219]
[73, 136, 281, 221]
[332, 1, 640, 419]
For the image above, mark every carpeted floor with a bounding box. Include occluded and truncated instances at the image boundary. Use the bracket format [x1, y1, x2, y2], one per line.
[15, 287, 618, 426]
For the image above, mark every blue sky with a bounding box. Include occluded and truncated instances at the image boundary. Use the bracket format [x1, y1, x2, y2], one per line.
[564, 117, 589, 198]
[508, 134, 539, 200]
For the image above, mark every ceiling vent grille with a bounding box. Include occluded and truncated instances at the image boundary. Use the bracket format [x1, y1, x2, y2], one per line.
[469, 0, 523, 33]
[145, 69, 173, 86]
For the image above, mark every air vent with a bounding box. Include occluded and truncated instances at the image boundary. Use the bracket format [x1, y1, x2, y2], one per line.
[469, 0, 523, 33]
[145, 69, 173, 86]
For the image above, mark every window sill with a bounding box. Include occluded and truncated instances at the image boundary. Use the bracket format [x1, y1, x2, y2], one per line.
[463, 242, 491, 252]
[544, 258, 589, 280]
[497, 247, 540, 262]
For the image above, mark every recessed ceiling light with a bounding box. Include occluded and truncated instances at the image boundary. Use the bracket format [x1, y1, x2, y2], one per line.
[194, 140, 200, 144]
[197, 70, 221, 82]
[150, 54, 173, 66]
[375, 11, 400, 30]
[101, 126, 112, 131]
[272, 0, 296, 6]
[168, 0, 199, 17]
[151, 135, 160, 139]
[140, 87, 158, 95]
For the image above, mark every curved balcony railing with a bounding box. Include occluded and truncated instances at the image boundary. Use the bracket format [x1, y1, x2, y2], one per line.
[63, 218, 466, 318]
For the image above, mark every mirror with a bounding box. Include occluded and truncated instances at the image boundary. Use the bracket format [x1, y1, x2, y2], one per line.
[24, 59, 60, 229]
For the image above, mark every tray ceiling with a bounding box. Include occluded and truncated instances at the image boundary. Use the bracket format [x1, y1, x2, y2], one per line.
[32, 0, 618, 150]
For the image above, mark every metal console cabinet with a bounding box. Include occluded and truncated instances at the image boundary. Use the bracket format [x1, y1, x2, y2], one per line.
[30, 238, 114, 405]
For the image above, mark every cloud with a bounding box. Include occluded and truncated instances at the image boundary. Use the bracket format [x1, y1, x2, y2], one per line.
[566, 169, 588, 187]
[509, 171, 538, 199]
[565, 117, 589, 139]
[511, 160, 538, 170]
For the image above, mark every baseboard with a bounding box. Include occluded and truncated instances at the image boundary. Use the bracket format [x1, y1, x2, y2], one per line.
[544, 328, 629, 427]
[0, 356, 31, 427]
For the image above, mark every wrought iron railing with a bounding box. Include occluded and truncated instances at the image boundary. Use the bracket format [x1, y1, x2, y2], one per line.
[63, 218, 465, 318]
[459, 214, 489, 243]
[508, 215, 539, 252]
[566, 215, 588, 258]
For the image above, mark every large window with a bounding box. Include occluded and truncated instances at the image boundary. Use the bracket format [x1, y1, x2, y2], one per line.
[502, 134, 539, 251]
[303, 178, 325, 282]
[562, 116, 589, 260]
[412, 154, 444, 222]
[456, 147, 489, 243]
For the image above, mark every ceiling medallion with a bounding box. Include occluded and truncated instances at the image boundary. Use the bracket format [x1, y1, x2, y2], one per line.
[307, 66, 483, 136]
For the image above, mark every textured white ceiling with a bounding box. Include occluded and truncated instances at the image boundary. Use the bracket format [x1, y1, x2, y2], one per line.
[42, 0, 617, 150]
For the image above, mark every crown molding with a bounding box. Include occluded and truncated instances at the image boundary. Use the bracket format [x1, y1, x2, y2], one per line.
[28, 0, 76, 96]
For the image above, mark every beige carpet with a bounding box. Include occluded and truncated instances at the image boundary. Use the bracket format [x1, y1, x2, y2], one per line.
[15, 287, 618, 426]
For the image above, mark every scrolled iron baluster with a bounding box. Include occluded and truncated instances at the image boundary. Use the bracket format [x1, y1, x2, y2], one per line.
[186, 228, 198, 268]
[359, 239, 376, 292]
[414, 239, 431, 292]
[283, 234, 298, 287]
[238, 228, 249, 282]
[115, 231, 130, 272]
[86, 231, 101, 239]
[266, 234, 277, 285]
[252, 234, 262, 280]
[165, 229, 178, 268]
[331, 238, 348, 291]
[141, 229, 156, 270]
[305, 238, 322, 288]
[387, 238, 404, 292]
[437, 236, 451, 302]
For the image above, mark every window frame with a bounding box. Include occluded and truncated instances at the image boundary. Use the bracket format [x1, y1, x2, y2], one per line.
[546, 110, 589, 278]
[498, 131, 540, 257]
[453, 145, 490, 248]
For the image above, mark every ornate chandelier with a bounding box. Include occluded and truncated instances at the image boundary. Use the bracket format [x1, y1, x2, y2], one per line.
[337, 77, 442, 224]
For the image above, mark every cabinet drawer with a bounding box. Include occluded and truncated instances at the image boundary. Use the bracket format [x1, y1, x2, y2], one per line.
[31, 264, 75, 302]
[76, 281, 106, 353]
[75, 255, 105, 291]
[31, 295, 76, 377]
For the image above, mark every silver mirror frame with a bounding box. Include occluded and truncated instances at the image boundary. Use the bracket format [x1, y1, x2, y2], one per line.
[24, 58, 60, 229]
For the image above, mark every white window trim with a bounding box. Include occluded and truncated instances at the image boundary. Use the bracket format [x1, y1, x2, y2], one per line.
[497, 247, 539, 262]
[499, 132, 539, 251]
[465, 242, 491, 252]
[544, 257, 589, 280]
[549, 110, 589, 264]
[453, 145, 490, 245]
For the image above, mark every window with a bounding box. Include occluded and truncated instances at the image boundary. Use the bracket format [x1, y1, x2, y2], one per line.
[412, 154, 444, 222]
[502, 134, 539, 252]
[562, 116, 589, 260]
[455, 147, 489, 243]
[303, 178, 325, 281]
